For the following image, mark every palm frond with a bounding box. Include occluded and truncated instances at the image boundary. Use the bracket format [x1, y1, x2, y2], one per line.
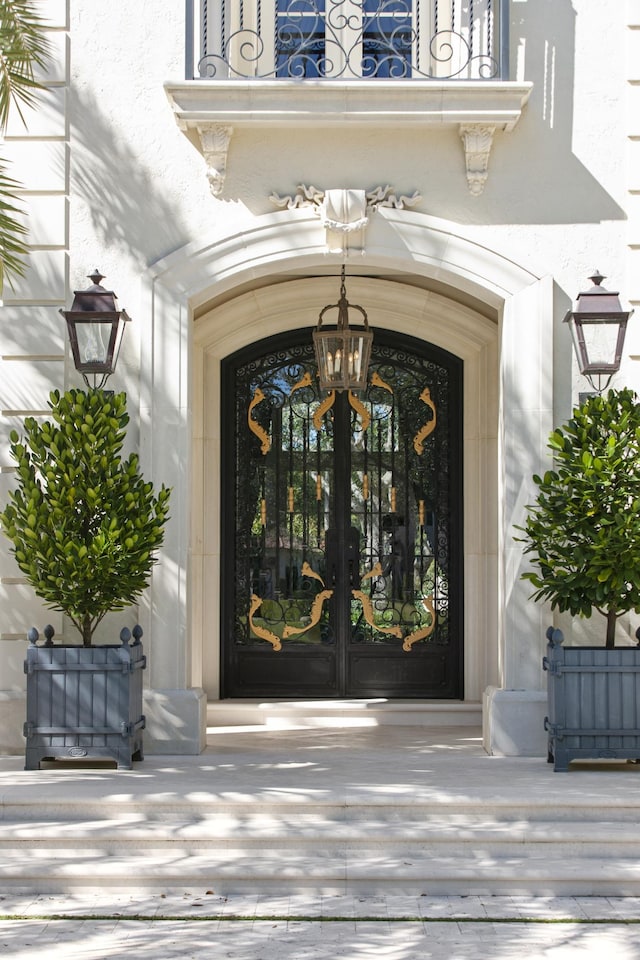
[0, 0, 51, 131]
[0, 160, 28, 291]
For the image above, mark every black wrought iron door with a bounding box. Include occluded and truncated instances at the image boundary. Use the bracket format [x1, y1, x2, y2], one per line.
[221, 329, 463, 698]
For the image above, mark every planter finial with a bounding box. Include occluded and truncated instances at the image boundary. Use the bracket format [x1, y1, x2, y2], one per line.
[548, 628, 564, 647]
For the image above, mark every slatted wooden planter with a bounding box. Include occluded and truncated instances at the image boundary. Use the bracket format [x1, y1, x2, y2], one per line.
[543, 627, 640, 771]
[23, 625, 146, 770]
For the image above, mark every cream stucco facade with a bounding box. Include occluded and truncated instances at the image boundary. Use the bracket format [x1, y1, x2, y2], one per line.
[1, 0, 640, 756]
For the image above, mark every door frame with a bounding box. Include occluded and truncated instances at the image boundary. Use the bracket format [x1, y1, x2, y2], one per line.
[193, 274, 499, 702]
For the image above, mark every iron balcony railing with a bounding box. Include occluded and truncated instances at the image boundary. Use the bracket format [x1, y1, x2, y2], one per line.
[186, 1, 510, 82]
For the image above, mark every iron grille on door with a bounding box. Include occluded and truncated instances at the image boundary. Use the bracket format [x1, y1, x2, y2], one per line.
[221, 328, 463, 698]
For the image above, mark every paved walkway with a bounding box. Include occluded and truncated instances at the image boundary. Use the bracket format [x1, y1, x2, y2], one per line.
[1, 893, 640, 958]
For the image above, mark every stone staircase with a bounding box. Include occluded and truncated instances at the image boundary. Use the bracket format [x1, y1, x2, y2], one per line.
[2, 709, 640, 897]
[3, 793, 640, 896]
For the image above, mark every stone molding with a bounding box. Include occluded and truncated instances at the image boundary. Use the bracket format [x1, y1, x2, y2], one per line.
[270, 185, 422, 252]
[165, 80, 532, 197]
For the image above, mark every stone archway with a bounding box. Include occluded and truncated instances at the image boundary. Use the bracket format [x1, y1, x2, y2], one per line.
[193, 275, 498, 703]
[142, 209, 552, 755]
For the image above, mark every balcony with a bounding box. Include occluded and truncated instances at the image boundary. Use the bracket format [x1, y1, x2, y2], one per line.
[167, 1, 531, 195]
[188, 0, 509, 82]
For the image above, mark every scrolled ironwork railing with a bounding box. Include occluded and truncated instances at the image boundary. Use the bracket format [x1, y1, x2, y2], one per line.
[187, 1, 509, 81]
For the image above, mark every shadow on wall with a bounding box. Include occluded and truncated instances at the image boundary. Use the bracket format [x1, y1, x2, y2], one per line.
[225, 0, 625, 227]
[69, 85, 192, 267]
[486, 0, 625, 225]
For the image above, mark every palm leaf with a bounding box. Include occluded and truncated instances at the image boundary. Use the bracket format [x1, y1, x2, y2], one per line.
[0, 0, 51, 131]
[0, 2, 51, 290]
[0, 160, 28, 291]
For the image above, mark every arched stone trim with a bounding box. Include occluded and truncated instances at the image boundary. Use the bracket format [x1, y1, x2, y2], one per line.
[193, 277, 498, 704]
[142, 208, 552, 755]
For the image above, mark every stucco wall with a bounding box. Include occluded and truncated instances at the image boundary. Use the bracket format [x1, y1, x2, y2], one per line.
[1, 0, 639, 754]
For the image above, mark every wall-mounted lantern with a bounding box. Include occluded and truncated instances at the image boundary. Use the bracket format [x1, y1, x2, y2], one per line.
[313, 266, 373, 393]
[564, 271, 632, 393]
[60, 270, 131, 389]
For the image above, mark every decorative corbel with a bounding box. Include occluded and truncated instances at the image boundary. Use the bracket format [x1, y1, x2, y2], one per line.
[459, 124, 496, 197]
[197, 124, 234, 197]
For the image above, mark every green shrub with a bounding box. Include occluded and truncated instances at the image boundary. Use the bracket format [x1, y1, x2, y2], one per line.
[1, 389, 171, 645]
[516, 388, 640, 648]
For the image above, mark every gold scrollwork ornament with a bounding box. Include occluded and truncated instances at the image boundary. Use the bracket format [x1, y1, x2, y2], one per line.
[371, 371, 393, 394]
[248, 594, 281, 652]
[290, 371, 313, 397]
[348, 390, 371, 432]
[351, 589, 403, 639]
[248, 387, 271, 455]
[413, 387, 437, 455]
[282, 563, 332, 639]
[282, 589, 334, 638]
[402, 595, 436, 652]
[313, 389, 336, 431]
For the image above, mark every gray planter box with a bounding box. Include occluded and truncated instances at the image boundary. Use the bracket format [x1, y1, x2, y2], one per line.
[24, 625, 146, 770]
[543, 627, 640, 771]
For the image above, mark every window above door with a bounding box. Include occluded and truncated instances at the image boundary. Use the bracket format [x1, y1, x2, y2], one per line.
[191, 0, 509, 81]
[167, 1, 531, 196]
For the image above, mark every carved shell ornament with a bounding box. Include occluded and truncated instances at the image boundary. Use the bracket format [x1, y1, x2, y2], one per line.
[270, 184, 422, 213]
[270, 184, 422, 252]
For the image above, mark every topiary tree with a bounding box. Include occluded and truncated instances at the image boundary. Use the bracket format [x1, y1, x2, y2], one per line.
[0, 389, 171, 645]
[516, 388, 640, 649]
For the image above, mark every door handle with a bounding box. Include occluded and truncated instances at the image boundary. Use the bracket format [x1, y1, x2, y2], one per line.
[347, 526, 361, 589]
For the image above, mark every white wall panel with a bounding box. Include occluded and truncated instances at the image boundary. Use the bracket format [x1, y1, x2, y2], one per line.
[33, 0, 68, 28]
[0, 587, 62, 642]
[0, 306, 64, 355]
[16, 195, 67, 247]
[33, 30, 67, 83]
[3, 141, 67, 193]
[0, 640, 29, 690]
[0, 359, 64, 410]
[5, 87, 66, 138]
[4, 250, 66, 302]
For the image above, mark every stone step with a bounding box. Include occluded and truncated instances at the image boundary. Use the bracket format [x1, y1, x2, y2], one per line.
[1, 851, 640, 896]
[4, 798, 640, 823]
[2, 816, 640, 846]
[3, 795, 640, 896]
[3, 724, 640, 898]
[206, 700, 483, 729]
[1, 839, 638, 862]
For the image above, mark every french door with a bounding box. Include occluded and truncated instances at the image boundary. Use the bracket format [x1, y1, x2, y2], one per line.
[221, 328, 463, 698]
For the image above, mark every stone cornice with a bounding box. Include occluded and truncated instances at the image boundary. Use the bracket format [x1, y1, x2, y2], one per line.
[165, 80, 532, 197]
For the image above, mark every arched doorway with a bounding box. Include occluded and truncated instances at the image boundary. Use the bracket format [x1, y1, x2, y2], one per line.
[221, 327, 463, 698]
[141, 213, 550, 752]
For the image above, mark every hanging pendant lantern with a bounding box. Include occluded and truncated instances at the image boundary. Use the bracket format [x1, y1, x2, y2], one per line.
[313, 266, 373, 393]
